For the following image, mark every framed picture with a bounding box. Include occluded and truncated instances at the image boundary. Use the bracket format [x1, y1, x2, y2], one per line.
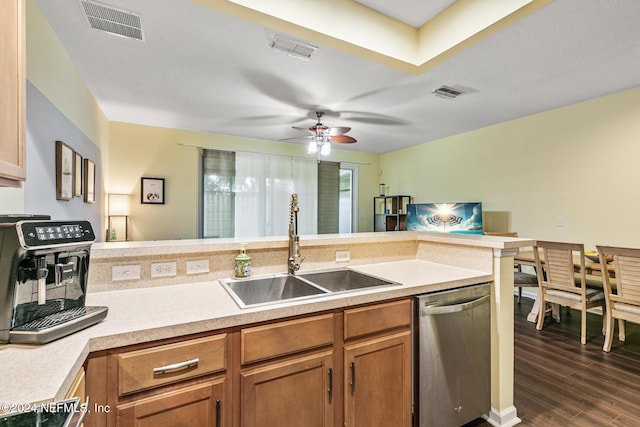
[55, 140, 74, 200]
[141, 177, 165, 204]
[406, 202, 484, 234]
[84, 158, 96, 203]
[74, 152, 83, 197]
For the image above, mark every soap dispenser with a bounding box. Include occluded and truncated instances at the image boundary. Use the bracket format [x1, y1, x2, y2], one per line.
[234, 244, 251, 278]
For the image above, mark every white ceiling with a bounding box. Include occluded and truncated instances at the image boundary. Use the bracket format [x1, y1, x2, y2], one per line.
[354, 0, 456, 28]
[35, 0, 640, 155]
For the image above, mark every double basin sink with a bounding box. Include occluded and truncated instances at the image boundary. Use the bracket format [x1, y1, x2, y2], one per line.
[220, 268, 399, 309]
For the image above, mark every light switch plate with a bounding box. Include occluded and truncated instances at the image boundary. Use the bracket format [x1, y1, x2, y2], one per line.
[112, 265, 141, 281]
[186, 259, 210, 275]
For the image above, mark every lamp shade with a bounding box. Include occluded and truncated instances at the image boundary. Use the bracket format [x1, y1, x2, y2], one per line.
[108, 194, 130, 216]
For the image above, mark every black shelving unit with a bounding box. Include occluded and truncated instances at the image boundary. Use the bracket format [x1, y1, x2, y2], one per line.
[374, 195, 411, 231]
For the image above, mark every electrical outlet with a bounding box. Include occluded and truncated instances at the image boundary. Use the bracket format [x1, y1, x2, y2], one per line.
[186, 259, 210, 275]
[556, 217, 564, 227]
[151, 262, 177, 278]
[336, 250, 350, 263]
[112, 265, 141, 281]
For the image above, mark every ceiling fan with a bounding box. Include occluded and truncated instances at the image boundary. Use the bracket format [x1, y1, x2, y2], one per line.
[283, 111, 357, 156]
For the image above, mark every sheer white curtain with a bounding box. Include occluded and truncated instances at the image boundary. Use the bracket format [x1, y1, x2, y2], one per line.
[292, 157, 318, 235]
[233, 152, 317, 238]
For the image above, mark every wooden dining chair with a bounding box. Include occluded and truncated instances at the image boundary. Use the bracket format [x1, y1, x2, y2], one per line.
[534, 241, 605, 344]
[596, 245, 640, 352]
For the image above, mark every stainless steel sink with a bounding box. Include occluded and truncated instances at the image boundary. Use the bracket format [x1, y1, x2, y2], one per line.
[220, 268, 399, 309]
[297, 269, 397, 293]
[219, 274, 327, 308]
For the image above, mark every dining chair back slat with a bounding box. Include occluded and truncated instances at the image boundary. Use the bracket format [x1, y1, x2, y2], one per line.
[535, 241, 605, 345]
[545, 248, 576, 287]
[596, 246, 640, 352]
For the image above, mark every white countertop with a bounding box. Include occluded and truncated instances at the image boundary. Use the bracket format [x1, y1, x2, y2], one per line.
[0, 259, 492, 407]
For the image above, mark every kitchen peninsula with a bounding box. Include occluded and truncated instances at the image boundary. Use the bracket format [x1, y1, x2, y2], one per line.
[0, 231, 532, 427]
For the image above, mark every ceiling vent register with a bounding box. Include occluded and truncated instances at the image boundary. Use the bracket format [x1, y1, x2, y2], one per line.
[432, 85, 463, 100]
[270, 34, 318, 61]
[80, 0, 144, 41]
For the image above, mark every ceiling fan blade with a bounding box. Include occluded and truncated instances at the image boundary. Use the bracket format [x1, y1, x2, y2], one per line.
[280, 135, 312, 142]
[331, 135, 357, 144]
[292, 126, 313, 134]
[328, 126, 351, 136]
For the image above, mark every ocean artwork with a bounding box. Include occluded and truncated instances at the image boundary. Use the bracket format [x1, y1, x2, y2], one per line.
[406, 202, 483, 234]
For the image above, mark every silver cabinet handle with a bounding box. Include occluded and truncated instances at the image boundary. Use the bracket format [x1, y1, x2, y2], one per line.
[153, 358, 199, 375]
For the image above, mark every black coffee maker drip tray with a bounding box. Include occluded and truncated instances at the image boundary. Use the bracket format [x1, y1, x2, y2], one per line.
[10, 306, 108, 345]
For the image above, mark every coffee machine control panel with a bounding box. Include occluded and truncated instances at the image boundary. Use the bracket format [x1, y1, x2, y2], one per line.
[17, 220, 95, 248]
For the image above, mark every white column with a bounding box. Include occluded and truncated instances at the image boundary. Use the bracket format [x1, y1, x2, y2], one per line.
[487, 248, 521, 427]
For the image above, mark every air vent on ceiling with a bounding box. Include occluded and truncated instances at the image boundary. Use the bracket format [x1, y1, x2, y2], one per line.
[80, 0, 144, 41]
[270, 34, 318, 61]
[432, 85, 463, 100]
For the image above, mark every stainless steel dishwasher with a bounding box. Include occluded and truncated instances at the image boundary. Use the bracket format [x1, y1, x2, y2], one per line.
[414, 283, 491, 427]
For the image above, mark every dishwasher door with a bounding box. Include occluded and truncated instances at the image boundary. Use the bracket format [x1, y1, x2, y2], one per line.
[414, 283, 491, 427]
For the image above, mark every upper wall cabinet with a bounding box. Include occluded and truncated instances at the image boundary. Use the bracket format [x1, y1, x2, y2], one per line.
[0, 0, 26, 187]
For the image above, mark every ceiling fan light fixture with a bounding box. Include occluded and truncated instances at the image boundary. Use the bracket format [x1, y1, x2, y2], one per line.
[307, 140, 318, 154]
[270, 34, 318, 61]
[320, 140, 331, 156]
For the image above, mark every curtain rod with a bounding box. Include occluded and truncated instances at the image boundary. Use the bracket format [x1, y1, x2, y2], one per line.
[177, 143, 371, 166]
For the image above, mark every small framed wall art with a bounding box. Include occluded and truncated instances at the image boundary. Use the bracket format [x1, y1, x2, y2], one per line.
[141, 177, 165, 204]
[84, 158, 96, 203]
[55, 140, 74, 200]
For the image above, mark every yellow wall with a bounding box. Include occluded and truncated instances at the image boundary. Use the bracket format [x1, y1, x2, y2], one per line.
[380, 86, 640, 249]
[0, 1, 110, 214]
[109, 122, 380, 240]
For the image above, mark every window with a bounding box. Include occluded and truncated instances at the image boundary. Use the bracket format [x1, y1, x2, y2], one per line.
[202, 150, 235, 238]
[201, 149, 319, 238]
[201, 149, 358, 238]
[317, 161, 339, 234]
[339, 167, 355, 233]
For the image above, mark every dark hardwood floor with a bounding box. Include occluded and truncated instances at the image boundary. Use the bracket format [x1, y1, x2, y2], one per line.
[469, 297, 640, 426]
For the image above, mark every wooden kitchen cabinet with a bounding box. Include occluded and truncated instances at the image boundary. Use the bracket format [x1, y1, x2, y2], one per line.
[65, 367, 87, 427]
[344, 331, 412, 427]
[239, 314, 335, 427]
[0, 0, 26, 187]
[116, 378, 226, 427]
[343, 300, 412, 427]
[116, 334, 227, 396]
[86, 332, 231, 427]
[240, 350, 334, 427]
[85, 300, 413, 427]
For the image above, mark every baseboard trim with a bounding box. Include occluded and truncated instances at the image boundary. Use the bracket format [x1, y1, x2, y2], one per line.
[486, 406, 521, 426]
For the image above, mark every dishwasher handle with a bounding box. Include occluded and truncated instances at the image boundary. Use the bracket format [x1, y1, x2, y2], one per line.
[420, 294, 489, 316]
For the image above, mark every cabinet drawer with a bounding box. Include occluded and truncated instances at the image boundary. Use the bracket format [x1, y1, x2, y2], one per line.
[118, 334, 226, 396]
[344, 299, 411, 340]
[241, 314, 334, 364]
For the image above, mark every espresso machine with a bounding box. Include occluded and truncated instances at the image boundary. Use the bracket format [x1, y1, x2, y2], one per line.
[0, 216, 107, 344]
